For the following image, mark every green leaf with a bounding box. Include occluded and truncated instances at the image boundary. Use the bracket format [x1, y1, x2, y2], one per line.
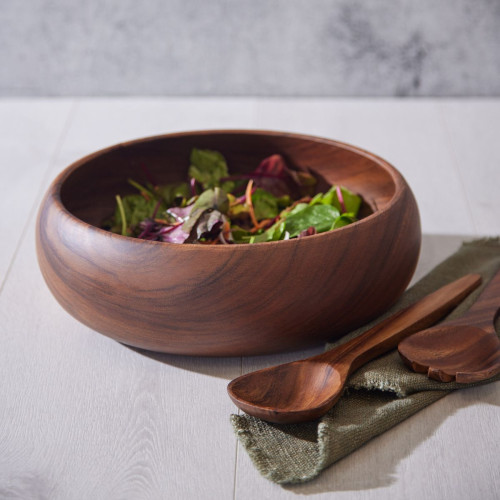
[309, 186, 361, 216]
[249, 220, 286, 244]
[230, 225, 253, 243]
[310, 191, 333, 206]
[284, 204, 340, 238]
[127, 179, 156, 199]
[114, 195, 127, 236]
[192, 187, 229, 213]
[252, 188, 279, 220]
[332, 212, 357, 229]
[335, 186, 361, 215]
[157, 182, 191, 206]
[188, 148, 229, 189]
[276, 194, 292, 209]
[114, 194, 159, 231]
[228, 202, 249, 219]
[267, 220, 287, 241]
[284, 202, 309, 218]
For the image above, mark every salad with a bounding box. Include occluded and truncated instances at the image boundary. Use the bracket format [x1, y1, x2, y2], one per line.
[103, 148, 362, 244]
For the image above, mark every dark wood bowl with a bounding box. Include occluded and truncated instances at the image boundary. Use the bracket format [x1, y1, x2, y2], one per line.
[36, 130, 421, 356]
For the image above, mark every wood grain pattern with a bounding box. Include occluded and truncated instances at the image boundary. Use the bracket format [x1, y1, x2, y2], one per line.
[228, 274, 481, 423]
[35, 130, 421, 356]
[399, 269, 500, 383]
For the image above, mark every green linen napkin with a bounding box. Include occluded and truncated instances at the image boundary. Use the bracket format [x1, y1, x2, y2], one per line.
[231, 238, 500, 485]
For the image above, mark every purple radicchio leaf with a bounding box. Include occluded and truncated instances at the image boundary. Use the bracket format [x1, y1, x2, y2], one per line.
[298, 226, 317, 238]
[161, 204, 193, 243]
[251, 155, 316, 198]
[167, 205, 193, 221]
[160, 224, 191, 244]
[137, 204, 193, 243]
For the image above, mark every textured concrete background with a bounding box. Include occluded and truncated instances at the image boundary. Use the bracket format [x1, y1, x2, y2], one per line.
[1, 0, 499, 96]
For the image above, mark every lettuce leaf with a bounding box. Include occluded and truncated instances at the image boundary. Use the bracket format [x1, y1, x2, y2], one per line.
[188, 148, 232, 190]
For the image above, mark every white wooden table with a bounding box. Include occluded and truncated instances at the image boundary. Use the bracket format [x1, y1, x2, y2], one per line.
[1, 98, 499, 500]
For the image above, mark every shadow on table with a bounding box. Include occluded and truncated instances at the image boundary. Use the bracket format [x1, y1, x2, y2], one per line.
[125, 344, 241, 379]
[281, 381, 500, 494]
[127, 342, 322, 380]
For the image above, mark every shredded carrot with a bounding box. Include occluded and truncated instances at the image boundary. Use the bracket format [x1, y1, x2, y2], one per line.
[245, 180, 260, 228]
[290, 196, 312, 209]
[222, 220, 231, 240]
[249, 218, 273, 233]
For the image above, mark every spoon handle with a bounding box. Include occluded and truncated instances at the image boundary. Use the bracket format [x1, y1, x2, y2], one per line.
[446, 268, 500, 331]
[317, 274, 482, 374]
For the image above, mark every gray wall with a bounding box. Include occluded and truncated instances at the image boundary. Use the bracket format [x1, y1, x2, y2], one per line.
[1, 0, 499, 97]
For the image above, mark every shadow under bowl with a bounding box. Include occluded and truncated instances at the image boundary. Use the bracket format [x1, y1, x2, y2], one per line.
[36, 130, 421, 356]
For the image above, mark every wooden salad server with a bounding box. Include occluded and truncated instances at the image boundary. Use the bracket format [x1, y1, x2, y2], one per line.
[228, 274, 482, 424]
[399, 268, 500, 383]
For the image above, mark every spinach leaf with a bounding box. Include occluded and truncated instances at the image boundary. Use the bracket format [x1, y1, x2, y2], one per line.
[248, 220, 286, 244]
[332, 213, 357, 229]
[311, 186, 361, 215]
[284, 204, 340, 238]
[230, 225, 253, 243]
[285, 202, 309, 217]
[335, 186, 361, 215]
[252, 188, 279, 220]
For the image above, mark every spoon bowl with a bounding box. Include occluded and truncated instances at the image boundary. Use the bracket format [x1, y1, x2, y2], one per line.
[398, 268, 500, 383]
[229, 360, 345, 422]
[399, 325, 500, 383]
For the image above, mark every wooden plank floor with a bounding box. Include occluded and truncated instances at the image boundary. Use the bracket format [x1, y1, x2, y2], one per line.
[0, 99, 498, 500]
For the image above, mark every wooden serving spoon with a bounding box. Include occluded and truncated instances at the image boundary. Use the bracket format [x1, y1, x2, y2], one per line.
[228, 274, 482, 424]
[399, 269, 500, 383]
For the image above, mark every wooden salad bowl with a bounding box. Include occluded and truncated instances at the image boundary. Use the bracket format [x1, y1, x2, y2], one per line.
[36, 130, 421, 356]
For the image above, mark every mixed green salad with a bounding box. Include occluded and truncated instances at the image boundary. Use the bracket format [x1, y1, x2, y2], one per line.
[103, 149, 362, 244]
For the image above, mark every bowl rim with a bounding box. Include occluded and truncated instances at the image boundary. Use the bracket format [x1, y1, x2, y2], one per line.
[46, 129, 409, 252]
